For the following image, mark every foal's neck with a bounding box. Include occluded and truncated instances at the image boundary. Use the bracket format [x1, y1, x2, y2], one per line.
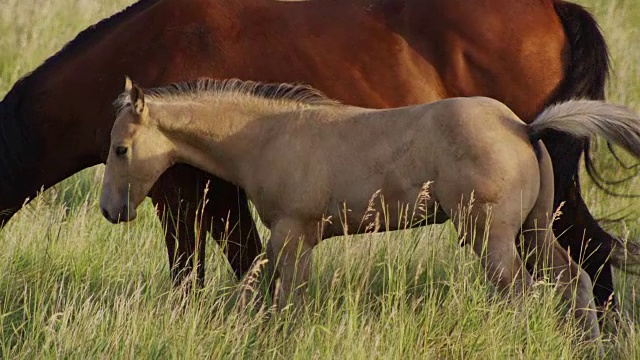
[151, 95, 311, 187]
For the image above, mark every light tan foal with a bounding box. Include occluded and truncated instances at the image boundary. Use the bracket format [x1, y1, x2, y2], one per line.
[101, 78, 640, 355]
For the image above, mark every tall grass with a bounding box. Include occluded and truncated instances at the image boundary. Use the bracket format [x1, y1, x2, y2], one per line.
[1, 0, 639, 358]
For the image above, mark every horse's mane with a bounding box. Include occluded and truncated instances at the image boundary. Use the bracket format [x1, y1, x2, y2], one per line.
[4, 0, 158, 98]
[0, 0, 159, 196]
[115, 78, 341, 112]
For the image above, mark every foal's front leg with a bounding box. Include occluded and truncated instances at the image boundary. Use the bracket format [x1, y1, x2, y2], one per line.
[267, 219, 317, 309]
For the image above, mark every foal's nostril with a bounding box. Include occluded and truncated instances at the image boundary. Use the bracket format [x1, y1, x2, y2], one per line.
[101, 207, 118, 224]
[121, 205, 129, 220]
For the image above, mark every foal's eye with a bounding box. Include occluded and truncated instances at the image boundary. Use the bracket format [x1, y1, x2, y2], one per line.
[115, 146, 129, 158]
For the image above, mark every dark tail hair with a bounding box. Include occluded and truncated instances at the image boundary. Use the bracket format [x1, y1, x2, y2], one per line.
[553, 1, 609, 101]
[529, 98, 640, 271]
[548, 3, 640, 271]
[552, 1, 622, 193]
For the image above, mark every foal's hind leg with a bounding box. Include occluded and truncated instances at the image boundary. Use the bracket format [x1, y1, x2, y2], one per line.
[543, 131, 616, 310]
[464, 218, 533, 296]
[523, 142, 602, 355]
[522, 213, 602, 352]
[452, 201, 533, 296]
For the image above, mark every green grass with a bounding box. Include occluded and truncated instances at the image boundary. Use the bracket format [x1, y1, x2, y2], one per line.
[1, 0, 640, 358]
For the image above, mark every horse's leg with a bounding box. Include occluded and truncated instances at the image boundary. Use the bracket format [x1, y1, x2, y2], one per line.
[266, 219, 315, 309]
[202, 181, 263, 280]
[148, 164, 262, 288]
[158, 206, 198, 288]
[554, 185, 615, 309]
[149, 166, 204, 288]
[543, 132, 616, 309]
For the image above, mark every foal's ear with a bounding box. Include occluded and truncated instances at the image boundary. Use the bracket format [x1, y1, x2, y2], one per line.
[128, 82, 147, 118]
[124, 75, 133, 92]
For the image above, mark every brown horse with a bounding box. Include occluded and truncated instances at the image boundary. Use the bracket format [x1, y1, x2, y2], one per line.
[101, 78, 640, 355]
[0, 0, 624, 309]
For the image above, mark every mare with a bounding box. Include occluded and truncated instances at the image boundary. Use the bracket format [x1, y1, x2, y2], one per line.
[101, 78, 640, 355]
[0, 0, 627, 310]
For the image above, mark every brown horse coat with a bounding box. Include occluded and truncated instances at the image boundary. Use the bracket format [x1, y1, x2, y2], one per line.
[0, 0, 619, 308]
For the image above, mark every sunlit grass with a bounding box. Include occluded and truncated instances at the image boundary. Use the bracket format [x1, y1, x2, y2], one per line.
[1, 0, 639, 358]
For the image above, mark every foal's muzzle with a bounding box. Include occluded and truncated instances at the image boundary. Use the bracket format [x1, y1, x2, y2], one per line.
[100, 204, 136, 224]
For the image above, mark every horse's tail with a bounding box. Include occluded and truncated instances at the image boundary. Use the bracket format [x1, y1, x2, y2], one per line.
[551, 1, 613, 189]
[549, 3, 640, 279]
[529, 100, 640, 158]
[552, 1, 609, 102]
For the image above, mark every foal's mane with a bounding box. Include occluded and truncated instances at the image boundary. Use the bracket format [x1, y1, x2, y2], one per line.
[115, 78, 340, 113]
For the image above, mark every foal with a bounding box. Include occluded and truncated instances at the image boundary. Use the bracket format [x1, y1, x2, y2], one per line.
[101, 77, 640, 353]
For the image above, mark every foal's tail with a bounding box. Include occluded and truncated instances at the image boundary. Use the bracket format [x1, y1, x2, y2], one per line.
[527, 99, 640, 268]
[528, 100, 640, 159]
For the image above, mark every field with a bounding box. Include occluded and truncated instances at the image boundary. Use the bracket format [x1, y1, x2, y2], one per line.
[1, 0, 640, 358]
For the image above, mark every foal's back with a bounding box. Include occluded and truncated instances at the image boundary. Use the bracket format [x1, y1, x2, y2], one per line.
[250, 97, 541, 234]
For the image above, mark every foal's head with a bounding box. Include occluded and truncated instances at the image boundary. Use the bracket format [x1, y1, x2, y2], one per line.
[100, 77, 175, 223]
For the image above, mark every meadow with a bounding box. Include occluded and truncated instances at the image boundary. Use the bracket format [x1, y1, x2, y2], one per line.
[1, 0, 640, 358]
